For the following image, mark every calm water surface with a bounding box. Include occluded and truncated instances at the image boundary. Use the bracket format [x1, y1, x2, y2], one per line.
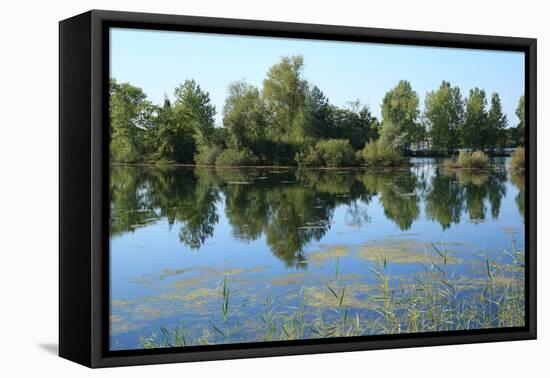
[109, 158, 525, 350]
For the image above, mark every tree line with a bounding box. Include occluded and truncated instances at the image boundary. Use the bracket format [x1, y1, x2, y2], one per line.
[110, 55, 525, 166]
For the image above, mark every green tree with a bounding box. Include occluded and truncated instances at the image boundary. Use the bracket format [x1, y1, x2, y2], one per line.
[152, 81, 216, 163]
[109, 79, 155, 163]
[173, 79, 216, 150]
[516, 95, 525, 146]
[462, 88, 488, 150]
[424, 81, 464, 154]
[302, 85, 332, 139]
[263, 55, 307, 139]
[154, 96, 196, 163]
[487, 93, 508, 150]
[222, 80, 267, 150]
[380, 80, 421, 152]
[332, 101, 380, 150]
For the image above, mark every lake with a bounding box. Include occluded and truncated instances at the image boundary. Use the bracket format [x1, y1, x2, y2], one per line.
[109, 158, 525, 350]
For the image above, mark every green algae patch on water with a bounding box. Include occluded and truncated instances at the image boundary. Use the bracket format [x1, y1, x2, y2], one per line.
[200, 265, 269, 277]
[159, 267, 196, 280]
[132, 304, 165, 320]
[110, 314, 145, 336]
[431, 240, 473, 248]
[271, 272, 321, 286]
[169, 275, 210, 290]
[355, 238, 461, 264]
[160, 287, 219, 302]
[307, 245, 349, 266]
[301, 284, 381, 310]
[112, 299, 136, 307]
[135, 265, 268, 290]
[500, 226, 521, 235]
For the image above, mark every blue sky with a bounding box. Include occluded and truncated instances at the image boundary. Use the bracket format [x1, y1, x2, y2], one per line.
[110, 28, 524, 126]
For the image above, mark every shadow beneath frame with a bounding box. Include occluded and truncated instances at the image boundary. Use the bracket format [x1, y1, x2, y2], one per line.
[38, 343, 58, 356]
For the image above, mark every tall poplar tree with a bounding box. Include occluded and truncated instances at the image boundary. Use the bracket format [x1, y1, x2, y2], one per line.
[462, 88, 488, 150]
[380, 80, 421, 152]
[424, 81, 464, 154]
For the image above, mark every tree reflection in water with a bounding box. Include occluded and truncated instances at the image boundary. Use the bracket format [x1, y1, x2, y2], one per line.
[510, 169, 525, 220]
[425, 166, 507, 227]
[110, 163, 509, 268]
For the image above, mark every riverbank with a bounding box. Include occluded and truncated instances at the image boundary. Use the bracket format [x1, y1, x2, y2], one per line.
[109, 161, 412, 170]
[406, 149, 515, 158]
[110, 149, 519, 170]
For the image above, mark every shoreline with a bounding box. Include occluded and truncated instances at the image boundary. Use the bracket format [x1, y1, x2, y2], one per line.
[109, 162, 412, 170]
[109, 156, 512, 170]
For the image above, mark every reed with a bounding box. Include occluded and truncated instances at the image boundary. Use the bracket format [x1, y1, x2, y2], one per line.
[139, 245, 524, 348]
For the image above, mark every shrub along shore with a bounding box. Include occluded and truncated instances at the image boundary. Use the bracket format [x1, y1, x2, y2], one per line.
[110, 55, 525, 168]
[113, 148, 514, 171]
[510, 147, 525, 172]
[443, 151, 491, 170]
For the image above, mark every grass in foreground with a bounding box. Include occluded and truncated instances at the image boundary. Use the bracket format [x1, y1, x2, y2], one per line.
[139, 245, 524, 348]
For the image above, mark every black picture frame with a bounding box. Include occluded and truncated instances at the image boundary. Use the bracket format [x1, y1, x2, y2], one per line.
[59, 9, 537, 368]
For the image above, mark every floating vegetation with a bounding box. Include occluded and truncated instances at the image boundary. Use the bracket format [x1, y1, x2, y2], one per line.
[132, 305, 164, 320]
[297, 220, 330, 230]
[501, 227, 520, 235]
[142, 297, 160, 303]
[431, 240, 472, 247]
[111, 230, 522, 350]
[355, 239, 460, 264]
[110, 315, 145, 336]
[134, 265, 268, 288]
[302, 284, 377, 310]
[137, 244, 524, 348]
[160, 287, 219, 303]
[111, 208, 155, 214]
[168, 275, 208, 289]
[112, 299, 136, 307]
[200, 265, 268, 277]
[307, 245, 349, 266]
[271, 272, 319, 286]
[398, 192, 416, 197]
[159, 267, 195, 280]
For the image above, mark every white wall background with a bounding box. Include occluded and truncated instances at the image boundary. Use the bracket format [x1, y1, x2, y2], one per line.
[0, 0, 546, 376]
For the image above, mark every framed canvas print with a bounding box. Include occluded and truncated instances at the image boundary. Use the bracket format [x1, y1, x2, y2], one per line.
[59, 10, 536, 368]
